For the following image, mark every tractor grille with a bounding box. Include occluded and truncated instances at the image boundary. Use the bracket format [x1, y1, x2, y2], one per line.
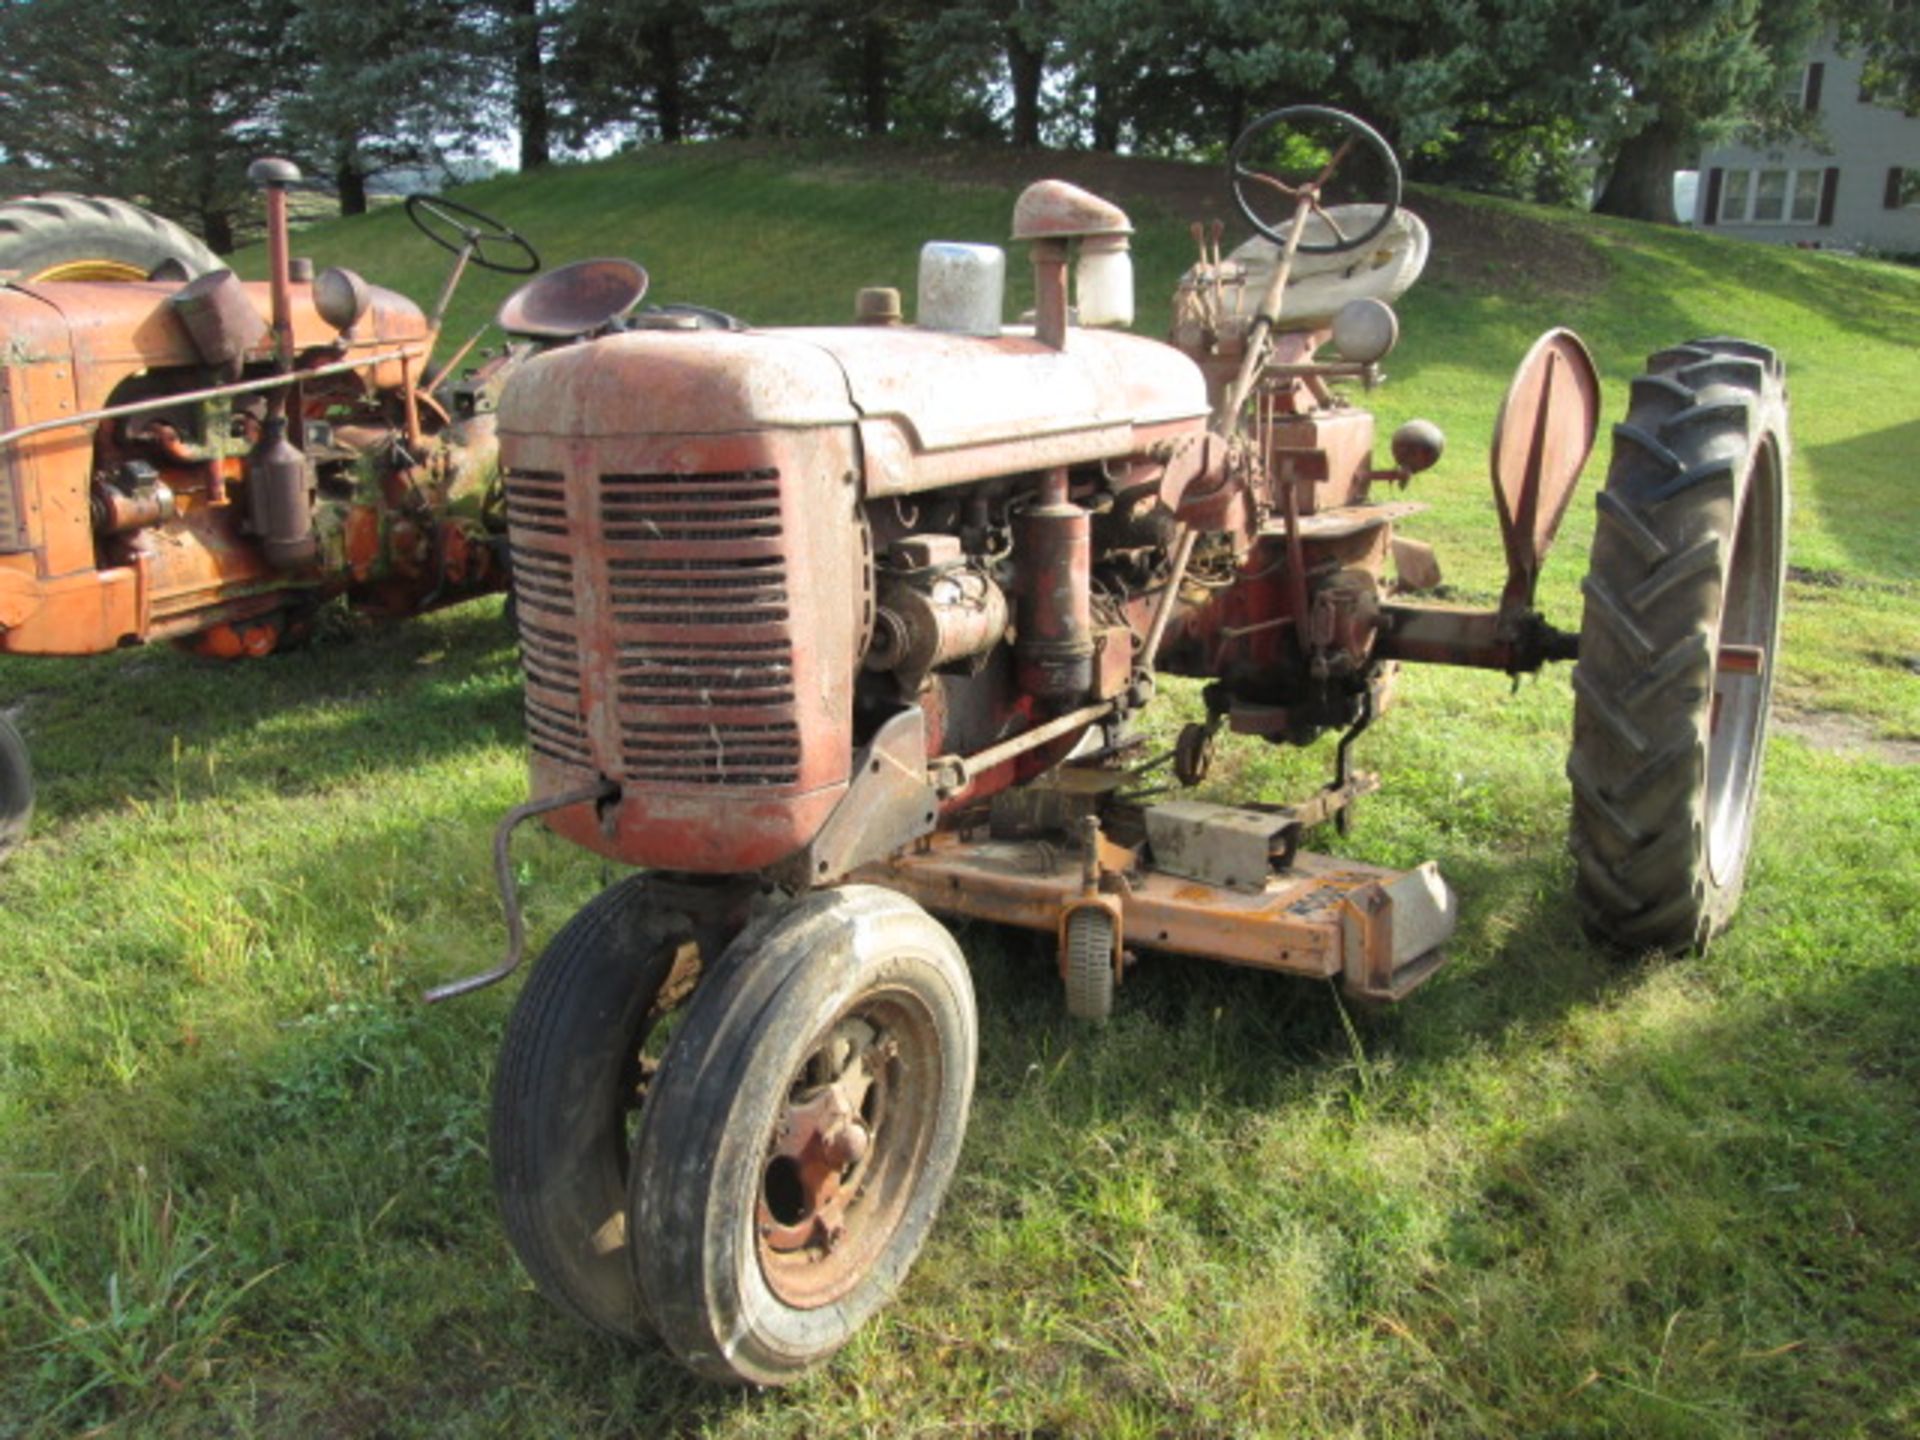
[603, 469, 798, 788]
[0, 387, 24, 553]
[0, 471, 23, 553]
[505, 461, 803, 790]
[504, 468, 590, 771]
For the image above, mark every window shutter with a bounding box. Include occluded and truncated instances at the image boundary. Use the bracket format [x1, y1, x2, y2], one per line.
[1703, 168, 1723, 225]
[1805, 62, 1824, 112]
[1819, 167, 1839, 226]
[1889, 167, 1906, 210]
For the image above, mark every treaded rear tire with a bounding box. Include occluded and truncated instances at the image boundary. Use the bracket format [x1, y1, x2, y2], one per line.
[0, 711, 31, 862]
[0, 193, 221, 281]
[489, 873, 696, 1339]
[1567, 337, 1788, 949]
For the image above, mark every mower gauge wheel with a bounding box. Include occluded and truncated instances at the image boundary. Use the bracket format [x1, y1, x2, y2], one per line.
[1229, 104, 1401, 255]
[404, 193, 541, 274]
[1063, 907, 1117, 1024]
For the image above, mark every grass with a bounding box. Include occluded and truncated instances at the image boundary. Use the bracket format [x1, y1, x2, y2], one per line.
[3, 141, 1919, 1436]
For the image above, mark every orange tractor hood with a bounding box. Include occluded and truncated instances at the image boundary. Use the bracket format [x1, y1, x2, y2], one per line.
[0, 277, 428, 406]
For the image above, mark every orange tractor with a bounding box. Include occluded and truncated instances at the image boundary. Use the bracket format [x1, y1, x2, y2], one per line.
[0, 161, 575, 856]
[442, 108, 1780, 1384]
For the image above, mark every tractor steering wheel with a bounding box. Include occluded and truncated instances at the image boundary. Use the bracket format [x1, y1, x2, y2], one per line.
[404, 193, 541, 275]
[1229, 105, 1402, 256]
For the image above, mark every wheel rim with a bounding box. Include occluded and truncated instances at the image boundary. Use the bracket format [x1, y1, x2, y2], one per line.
[29, 259, 151, 282]
[756, 986, 942, 1309]
[1705, 436, 1782, 886]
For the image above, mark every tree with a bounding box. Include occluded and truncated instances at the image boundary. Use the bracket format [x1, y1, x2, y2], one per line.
[0, 0, 284, 250]
[276, 0, 494, 214]
[490, 0, 553, 170]
[548, 0, 749, 146]
[1830, 0, 1920, 108]
[1588, 0, 1825, 223]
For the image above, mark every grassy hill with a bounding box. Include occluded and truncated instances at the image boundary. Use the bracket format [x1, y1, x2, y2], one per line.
[2, 142, 1916, 1436]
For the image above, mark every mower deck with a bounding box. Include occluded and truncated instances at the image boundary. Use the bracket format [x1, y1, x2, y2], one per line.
[855, 823, 1457, 1003]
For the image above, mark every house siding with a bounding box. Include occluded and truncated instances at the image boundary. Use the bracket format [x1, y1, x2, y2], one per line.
[1695, 36, 1920, 252]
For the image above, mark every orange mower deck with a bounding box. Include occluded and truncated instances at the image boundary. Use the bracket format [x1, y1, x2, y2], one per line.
[855, 823, 1457, 1004]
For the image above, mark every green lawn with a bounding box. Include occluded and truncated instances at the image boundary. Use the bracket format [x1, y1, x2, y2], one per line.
[2, 144, 1917, 1437]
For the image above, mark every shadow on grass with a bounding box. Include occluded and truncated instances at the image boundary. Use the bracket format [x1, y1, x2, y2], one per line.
[962, 837, 1623, 1120]
[1800, 417, 1920, 586]
[3, 600, 525, 836]
[1420, 958, 1920, 1435]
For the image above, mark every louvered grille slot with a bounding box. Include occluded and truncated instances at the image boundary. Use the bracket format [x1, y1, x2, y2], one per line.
[609, 563, 790, 625]
[518, 603, 588, 768]
[504, 468, 568, 536]
[510, 546, 575, 620]
[525, 694, 590, 767]
[616, 641, 794, 707]
[622, 720, 800, 786]
[601, 469, 782, 542]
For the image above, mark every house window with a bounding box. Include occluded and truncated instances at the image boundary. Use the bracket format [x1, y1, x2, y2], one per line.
[1720, 170, 1751, 222]
[1888, 168, 1920, 209]
[1779, 61, 1825, 112]
[1754, 169, 1789, 221]
[1719, 167, 1828, 225]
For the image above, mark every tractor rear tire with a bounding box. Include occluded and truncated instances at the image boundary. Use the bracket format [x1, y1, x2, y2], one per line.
[0, 711, 31, 862]
[488, 873, 698, 1340]
[1566, 338, 1788, 950]
[0, 194, 221, 282]
[629, 885, 976, 1386]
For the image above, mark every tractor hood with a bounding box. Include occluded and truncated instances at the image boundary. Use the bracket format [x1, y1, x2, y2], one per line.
[497, 322, 1210, 496]
[0, 278, 426, 410]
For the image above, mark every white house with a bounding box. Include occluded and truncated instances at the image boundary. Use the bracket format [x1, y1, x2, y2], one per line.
[1695, 34, 1920, 253]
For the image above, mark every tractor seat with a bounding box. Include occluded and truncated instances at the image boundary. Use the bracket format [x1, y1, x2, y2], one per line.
[1176, 205, 1429, 347]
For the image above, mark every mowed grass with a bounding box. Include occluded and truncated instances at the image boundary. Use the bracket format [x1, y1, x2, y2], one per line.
[3, 145, 1918, 1436]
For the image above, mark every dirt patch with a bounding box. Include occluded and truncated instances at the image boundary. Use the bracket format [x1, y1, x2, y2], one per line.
[1404, 190, 1612, 297]
[1788, 565, 1919, 598]
[771, 140, 1610, 298]
[1775, 707, 1920, 765]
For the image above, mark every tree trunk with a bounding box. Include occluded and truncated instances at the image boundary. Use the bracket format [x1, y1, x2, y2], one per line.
[647, 20, 684, 142]
[1007, 30, 1044, 148]
[335, 157, 368, 217]
[860, 18, 890, 136]
[1223, 91, 1247, 151]
[1091, 81, 1119, 151]
[201, 208, 234, 255]
[511, 0, 550, 170]
[1594, 123, 1682, 224]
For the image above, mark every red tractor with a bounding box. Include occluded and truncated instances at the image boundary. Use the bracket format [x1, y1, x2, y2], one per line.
[436, 108, 1787, 1384]
[0, 162, 578, 857]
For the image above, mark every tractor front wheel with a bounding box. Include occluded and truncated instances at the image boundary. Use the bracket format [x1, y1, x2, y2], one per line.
[0, 711, 31, 861]
[488, 873, 704, 1339]
[629, 885, 976, 1385]
[1567, 338, 1788, 949]
[0, 194, 221, 282]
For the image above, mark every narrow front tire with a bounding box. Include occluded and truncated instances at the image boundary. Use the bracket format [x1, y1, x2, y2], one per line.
[630, 885, 976, 1385]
